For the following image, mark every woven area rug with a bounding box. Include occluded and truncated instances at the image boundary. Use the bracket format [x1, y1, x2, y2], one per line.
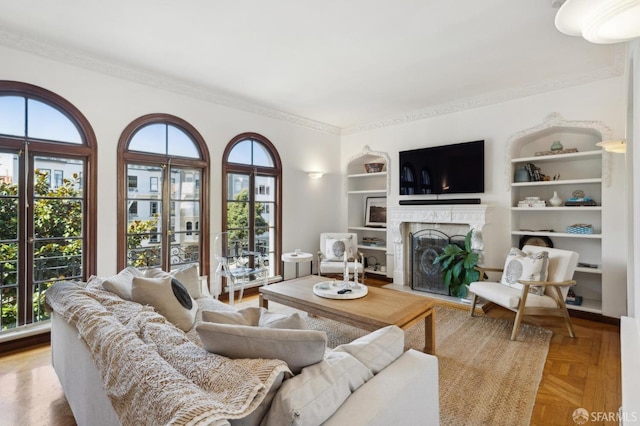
[237, 300, 552, 425]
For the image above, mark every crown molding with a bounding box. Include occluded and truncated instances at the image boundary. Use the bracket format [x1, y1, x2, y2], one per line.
[0, 28, 341, 136]
[341, 44, 626, 136]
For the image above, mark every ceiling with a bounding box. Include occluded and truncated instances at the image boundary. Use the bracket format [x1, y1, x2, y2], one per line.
[0, 0, 622, 134]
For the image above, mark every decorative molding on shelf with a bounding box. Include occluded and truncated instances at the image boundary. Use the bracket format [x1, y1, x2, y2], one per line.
[0, 28, 341, 136]
[345, 145, 391, 196]
[505, 112, 613, 190]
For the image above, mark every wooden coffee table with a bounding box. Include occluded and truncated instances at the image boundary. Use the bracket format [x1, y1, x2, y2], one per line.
[259, 275, 437, 354]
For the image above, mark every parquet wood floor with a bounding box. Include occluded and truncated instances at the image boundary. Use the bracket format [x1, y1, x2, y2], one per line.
[0, 278, 621, 426]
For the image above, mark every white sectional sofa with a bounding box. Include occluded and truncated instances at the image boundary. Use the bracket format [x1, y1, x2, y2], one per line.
[47, 273, 439, 426]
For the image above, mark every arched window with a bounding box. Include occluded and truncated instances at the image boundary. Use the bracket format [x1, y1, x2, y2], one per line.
[0, 81, 97, 332]
[117, 114, 210, 275]
[223, 133, 282, 281]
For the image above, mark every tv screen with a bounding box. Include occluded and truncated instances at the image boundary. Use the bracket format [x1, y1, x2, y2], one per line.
[399, 140, 484, 195]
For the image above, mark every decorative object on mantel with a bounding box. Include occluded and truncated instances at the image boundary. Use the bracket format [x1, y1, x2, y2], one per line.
[534, 147, 578, 156]
[566, 224, 594, 235]
[518, 197, 546, 208]
[364, 162, 384, 173]
[564, 189, 597, 206]
[550, 140, 563, 151]
[548, 191, 563, 207]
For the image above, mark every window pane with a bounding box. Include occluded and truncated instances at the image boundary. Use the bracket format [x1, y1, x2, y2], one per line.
[1, 285, 18, 330]
[171, 168, 200, 200]
[34, 157, 83, 197]
[27, 99, 82, 144]
[126, 236, 162, 269]
[170, 200, 199, 233]
[253, 141, 274, 167]
[228, 139, 252, 164]
[128, 123, 166, 154]
[167, 125, 199, 158]
[127, 164, 162, 199]
[227, 173, 250, 201]
[256, 176, 275, 202]
[33, 238, 82, 282]
[0, 96, 25, 137]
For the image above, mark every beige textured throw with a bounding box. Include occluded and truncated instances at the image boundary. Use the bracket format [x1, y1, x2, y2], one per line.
[46, 281, 290, 426]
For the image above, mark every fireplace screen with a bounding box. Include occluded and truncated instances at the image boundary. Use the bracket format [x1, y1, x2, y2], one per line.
[410, 229, 465, 295]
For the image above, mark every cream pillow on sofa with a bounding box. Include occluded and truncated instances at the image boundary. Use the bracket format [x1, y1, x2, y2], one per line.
[201, 307, 308, 330]
[261, 351, 373, 426]
[131, 276, 198, 332]
[102, 266, 143, 300]
[333, 325, 404, 374]
[196, 322, 326, 374]
[145, 264, 202, 299]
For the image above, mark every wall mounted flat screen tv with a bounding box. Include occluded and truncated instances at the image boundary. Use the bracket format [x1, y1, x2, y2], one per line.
[399, 140, 484, 195]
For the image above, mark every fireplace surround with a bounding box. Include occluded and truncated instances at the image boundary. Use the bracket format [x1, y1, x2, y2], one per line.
[388, 204, 489, 287]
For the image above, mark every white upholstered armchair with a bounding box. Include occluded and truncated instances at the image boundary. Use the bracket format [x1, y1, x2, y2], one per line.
[469, 245, 579, 340]
[317, 233, 365, 280]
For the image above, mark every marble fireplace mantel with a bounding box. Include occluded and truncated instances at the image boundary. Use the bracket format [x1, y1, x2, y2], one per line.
[388, 204, 489, 285]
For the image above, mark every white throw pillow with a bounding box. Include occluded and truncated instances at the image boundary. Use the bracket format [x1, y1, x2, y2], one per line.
[131, 276, 198, 332]
[324, 236, 354, 261]
[261, 351, 373, 426]
[333, 325, 404, 375]
[202, 307, 308, 330]
[500, 248, 549, 296]
[102, 266, 144, 300]
[145, 264, 202, 299]
[196, 322, 326, 374]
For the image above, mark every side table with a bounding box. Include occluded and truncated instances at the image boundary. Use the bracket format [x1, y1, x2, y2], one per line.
[281, 252, 313, 279]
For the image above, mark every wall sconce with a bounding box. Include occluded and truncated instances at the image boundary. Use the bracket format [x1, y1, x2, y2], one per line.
[307, 171, 325, 179]
[596, 139, 627, 153]
[555, 0, 640, 44]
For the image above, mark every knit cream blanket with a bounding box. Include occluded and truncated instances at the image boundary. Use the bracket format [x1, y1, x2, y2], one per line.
[46, 281, 290, 426]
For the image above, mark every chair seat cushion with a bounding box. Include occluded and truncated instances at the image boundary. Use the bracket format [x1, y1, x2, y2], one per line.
[319, 261, 364, 274]
[469, 281, 559, 309]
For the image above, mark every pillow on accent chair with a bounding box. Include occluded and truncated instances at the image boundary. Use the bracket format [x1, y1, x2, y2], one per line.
[196, 322, 326, 374]
[102, 266, 144, 300]
[145, 264, 202, 299]
[324, 236, 354, 261]
[201, 307, 308, 330]
[500, 248, 549, 296]
[131, 276, 198, 331]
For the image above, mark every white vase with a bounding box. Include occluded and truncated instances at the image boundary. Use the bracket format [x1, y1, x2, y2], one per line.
[549, 191, 563, 207]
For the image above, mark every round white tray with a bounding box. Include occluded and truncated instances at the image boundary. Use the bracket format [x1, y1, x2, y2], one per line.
[312, 281, 368, 299]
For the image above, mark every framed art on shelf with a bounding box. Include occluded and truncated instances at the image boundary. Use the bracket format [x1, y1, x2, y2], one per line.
[365, 197, 387, 227]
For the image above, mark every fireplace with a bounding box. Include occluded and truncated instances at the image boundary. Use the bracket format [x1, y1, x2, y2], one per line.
[410, 229, 465, 295]
[387, 204, 489, 287]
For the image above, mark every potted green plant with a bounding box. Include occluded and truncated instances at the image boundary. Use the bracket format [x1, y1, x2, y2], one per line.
[433, 230, 481, 298]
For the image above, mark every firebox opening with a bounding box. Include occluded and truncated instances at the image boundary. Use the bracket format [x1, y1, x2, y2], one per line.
[410, 229, 465, 295]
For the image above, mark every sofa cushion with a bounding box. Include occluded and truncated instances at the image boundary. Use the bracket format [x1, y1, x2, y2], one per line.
[333, 325, 404, 375]
[196, 322, 326, 374]
[145, 264, 202, 299]
[261, 351, 373, 426]
[102, 266, 143, 300]
[202, 307, 308, 330]
[131, 276, 198, 331]
[500, 248, 549, 296]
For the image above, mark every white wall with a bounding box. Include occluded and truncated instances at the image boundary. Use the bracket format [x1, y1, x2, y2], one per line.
[628, 40, 640, 318]
[341, 77, 629, 315]
[0, 45, 341, 277]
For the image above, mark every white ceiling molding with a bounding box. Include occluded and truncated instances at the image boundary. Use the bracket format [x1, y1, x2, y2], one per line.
[341, 45, 626, 135]
[0, 28, 625, 137]
[0, 28, 341, 136]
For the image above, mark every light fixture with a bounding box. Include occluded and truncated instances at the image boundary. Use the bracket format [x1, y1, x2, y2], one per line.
[307, 171, 325, 179]
[555, 0, 640, 44]
[596, 139, 627, 153]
